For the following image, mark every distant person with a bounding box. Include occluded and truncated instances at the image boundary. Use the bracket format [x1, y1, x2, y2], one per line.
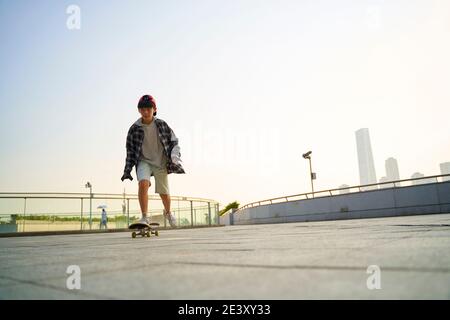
[100, 208, 108, 229]
[121, 94, 185, 227]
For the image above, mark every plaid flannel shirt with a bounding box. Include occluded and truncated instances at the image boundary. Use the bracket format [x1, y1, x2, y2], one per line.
[122, 118, 185, 180]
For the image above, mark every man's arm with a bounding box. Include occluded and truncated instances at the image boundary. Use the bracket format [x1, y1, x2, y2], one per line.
[121, 127, 134, 181]
[169, 128, 182, 165]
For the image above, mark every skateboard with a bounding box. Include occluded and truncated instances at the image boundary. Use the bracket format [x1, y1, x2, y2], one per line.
[129, 222, 160, 238]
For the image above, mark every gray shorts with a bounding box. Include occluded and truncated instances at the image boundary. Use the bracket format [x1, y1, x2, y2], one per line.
[136, 160, 170, 195]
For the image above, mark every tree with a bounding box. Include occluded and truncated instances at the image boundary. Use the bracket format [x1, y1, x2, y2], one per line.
[219, 201, 240, 216]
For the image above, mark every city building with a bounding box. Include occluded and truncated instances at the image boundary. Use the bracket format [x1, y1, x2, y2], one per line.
[355, 128, 378, 190]
[338, 184, 350, 194]
[440, 162, 450, 182]
[385, 157, 400, 181]
[411, 172, 435, 185]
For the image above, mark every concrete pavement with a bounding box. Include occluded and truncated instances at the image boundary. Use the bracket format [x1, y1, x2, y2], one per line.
[1, 213, 449, 299]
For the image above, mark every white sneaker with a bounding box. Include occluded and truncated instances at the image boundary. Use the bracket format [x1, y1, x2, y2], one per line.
[164, 210, 176, 227]
[137, 216, 150, 225]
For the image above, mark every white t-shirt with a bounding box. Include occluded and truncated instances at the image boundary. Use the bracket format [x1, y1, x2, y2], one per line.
[138, 119, 167, 169]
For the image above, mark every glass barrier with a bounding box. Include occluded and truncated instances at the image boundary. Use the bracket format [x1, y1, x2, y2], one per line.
[0, 193, 220, 233]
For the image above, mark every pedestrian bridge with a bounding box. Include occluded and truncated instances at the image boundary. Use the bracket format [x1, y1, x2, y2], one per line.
[221, 174, 450, 225]
[1, 213, 449, 299]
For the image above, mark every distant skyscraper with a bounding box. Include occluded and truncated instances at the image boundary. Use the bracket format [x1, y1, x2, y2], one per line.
[411, 172, 424, 185]
[440, 162, 450, 182]
[385, 157, 400, 181]
[339, 184, 350, 194]
[411, 172, 434, 185]
[355, 128, 377, 190]
[379, 176, 390, 189]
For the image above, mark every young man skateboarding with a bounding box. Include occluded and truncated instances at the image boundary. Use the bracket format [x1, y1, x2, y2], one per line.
[121, 94, 185, 227]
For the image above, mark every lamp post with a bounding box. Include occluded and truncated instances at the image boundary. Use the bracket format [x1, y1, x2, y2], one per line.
[85, 182, 92, 229]
[302, 151, 316, 198]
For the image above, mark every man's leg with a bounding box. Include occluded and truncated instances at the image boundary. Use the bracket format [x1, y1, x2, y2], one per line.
[160, 194, 176, 227]
[136, 161, 152, 220]
[154, 167, 175, 226]
[138, 180, 150, 217]
[160, 194, 171, 213]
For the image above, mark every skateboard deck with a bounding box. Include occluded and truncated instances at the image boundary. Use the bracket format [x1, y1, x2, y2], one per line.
[129, 222, 160, 238]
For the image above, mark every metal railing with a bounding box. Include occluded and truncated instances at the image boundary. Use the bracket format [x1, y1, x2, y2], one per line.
[0, 192, 220, 233]
[239, 173, 450, 210]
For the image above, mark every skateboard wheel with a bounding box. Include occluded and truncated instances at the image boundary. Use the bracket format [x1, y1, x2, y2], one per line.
[155, 230, 159, 237]
[146, 232, 151, 237]
[132, 232, 136, 238]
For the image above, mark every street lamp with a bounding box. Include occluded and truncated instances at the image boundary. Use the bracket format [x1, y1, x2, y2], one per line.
[302, 151, 316, 198]
[85, 182, 92, 229]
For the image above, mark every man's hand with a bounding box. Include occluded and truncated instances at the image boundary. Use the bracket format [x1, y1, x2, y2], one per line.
[121, 172, 133, 181]
[171, 155, 182, 165]
[171, 151, 183, 165]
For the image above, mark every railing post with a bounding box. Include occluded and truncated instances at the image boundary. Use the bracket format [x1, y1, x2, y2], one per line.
[216, 203, 219, 225]
[208, 202, 211, 226]
[89, 192, 93, 230]
[190, 201, 194, 227]
[80, 198, 83, 231]
[23, 198, 27, 232]
[127, 198, 130, 227]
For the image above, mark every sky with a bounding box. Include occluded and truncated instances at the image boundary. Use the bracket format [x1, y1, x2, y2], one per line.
[0, 0, 449, 208]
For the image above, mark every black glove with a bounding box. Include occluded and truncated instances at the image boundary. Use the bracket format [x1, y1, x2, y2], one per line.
[121, 172, 133, 181]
